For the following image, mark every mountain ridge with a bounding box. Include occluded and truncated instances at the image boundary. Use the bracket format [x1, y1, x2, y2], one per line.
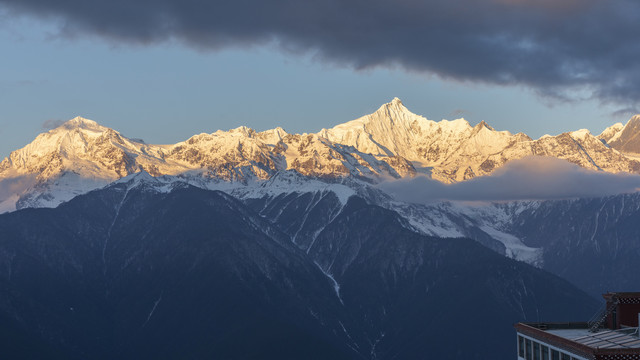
[1, 98, 640, 211]
[0, 178, 599, 359]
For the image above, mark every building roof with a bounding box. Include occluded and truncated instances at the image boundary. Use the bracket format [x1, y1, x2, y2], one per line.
[515, 323, 640, 358]
[547, 328, 640, 349]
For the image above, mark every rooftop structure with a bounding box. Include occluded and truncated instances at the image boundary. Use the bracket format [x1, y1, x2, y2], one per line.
[515, 292, 640, 360]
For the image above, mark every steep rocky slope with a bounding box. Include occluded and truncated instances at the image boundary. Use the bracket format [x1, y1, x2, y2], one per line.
[0, 178, 597, 359]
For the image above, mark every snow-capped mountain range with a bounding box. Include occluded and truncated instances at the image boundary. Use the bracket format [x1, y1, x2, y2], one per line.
[2, 97, 639, 213]
[0, 99, 632, 209]
[3, 97, 640, 270]
[321, 98, 640, 181]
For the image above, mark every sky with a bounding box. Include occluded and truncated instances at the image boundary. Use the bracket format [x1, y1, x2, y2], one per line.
[1, 0, 640, 159]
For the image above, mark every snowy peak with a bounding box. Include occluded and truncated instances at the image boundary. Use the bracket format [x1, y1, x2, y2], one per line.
[473, 120, 494, 131]
[257, 127, 288, 145]
[18, 116, 141, 160]
[4, 117, 104, 168]
[378, 97, 412, 118]
[605, 115, 640, 154]
[319, 97, 465, 159]
[321, 97, 418, 139]
[319, 98, 535, 181]
[570, 129, 591, 140]
[61, 116, 103, 131]
[0, 116, 167, 211]
[313, 98, 640, 183]
[597, 122, 624, 143]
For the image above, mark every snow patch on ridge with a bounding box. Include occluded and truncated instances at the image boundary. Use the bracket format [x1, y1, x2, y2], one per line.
[315, 262, 343, 305]
[385, 199, 544, 266]
[570, 129, 591, 140]
[114, 171, 185, 194]
[226, 172, 356, 206]
[479, 225, 542, 265]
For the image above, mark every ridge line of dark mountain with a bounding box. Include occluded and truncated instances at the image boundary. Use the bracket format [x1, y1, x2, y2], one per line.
[0, 180, 599, 359]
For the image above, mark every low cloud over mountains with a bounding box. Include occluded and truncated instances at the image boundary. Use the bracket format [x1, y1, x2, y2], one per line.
[380, 156, 640, 202]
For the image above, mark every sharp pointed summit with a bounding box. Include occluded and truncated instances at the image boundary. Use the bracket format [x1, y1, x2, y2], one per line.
[474, 120, 494, 131]
[376, 97, 411, 118]
[318, 97, 434, 157]
[389, 97, 404, 107]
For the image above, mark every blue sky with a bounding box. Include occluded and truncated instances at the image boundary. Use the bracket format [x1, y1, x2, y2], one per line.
[1, 2, 637, 159]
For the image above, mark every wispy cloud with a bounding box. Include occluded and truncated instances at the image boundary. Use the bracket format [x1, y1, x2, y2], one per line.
[448, 109, 469, 119]
[0, 175, 36, 202]
[379, 156, 640, 203]
[42, 118, 66, 130]
[611, 108, 640, 119]
[1, 0, 640, 107]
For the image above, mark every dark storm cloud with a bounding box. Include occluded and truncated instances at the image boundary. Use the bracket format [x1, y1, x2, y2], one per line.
[2, 0, 640, 106]
[379, 157, 640, 203]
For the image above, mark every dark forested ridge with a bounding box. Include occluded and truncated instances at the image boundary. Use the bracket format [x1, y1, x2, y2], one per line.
[0, 183, 598, 359]
[507, 193, 640, 298]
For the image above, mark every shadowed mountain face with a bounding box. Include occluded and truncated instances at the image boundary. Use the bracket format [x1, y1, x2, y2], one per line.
[505, 193, 640, 299]
[244, 186, 640, 302]
[0, 184, 597, 359]
[0, 185, 357, 359]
